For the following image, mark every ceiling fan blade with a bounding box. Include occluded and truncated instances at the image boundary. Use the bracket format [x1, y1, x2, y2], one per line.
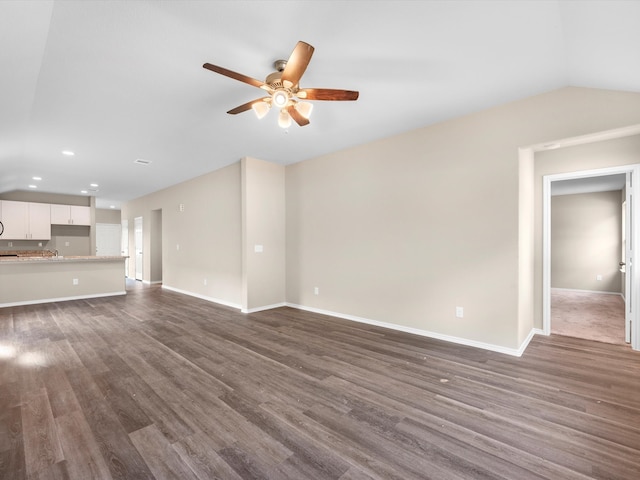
[227, 98, 269, 115]
[298, 88, 359, 101]
[203, 63, 265, 88]
[281, 41, 314, 87]
[287, 105, 310, 127]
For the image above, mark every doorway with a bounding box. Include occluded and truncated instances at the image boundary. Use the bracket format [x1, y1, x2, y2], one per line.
[150, 209, 163, 284]
[121, 219, 129, 277]
[134, 216, 143, 281]
[543, 165, 639, 351]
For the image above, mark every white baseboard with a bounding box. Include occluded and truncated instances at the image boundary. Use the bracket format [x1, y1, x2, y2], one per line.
[161, 285, 242, 310]
[552, 287, 623, 296]
[242, 302, 287, 314]
[0, 291, 126, 308]
[285, 303, 533, 357]
[142, 288, 546, 356]
[515, 328, 546, 356]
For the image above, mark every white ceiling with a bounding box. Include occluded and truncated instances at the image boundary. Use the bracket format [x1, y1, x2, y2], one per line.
[1, 1, 639, 209]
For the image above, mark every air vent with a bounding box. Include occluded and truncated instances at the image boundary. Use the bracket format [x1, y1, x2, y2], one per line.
[134, 158, 152, 165]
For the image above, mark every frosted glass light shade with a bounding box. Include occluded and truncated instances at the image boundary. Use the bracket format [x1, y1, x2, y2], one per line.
[295, 101, 313, 119]
[251, 101, 270, 119]
[278, 109, 292, 128]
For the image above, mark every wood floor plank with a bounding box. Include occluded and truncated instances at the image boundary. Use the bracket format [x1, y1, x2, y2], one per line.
[20, 388, 64, 478]
[0, 402, 25, 480]
[1, 284, 639, 479]
[129, 424, 199, 480]
[221, 389, 351, 479]
[172, 431, 244, 480]
[55, 410, 113, 480]
[41, 368, 80, 419]
[64, 367, 155, 480]
[93, 372, 153, 434]
[116, 374, 194, 444]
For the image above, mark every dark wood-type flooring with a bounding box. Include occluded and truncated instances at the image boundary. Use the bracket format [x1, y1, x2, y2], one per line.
[1, 284, 640, 479]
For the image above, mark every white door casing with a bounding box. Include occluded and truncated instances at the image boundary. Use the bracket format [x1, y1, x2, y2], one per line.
[543, 164, 640, 351]
[624, 171, 634, 343]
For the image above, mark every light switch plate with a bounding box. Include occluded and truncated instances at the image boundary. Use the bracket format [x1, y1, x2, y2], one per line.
[254, 245, 264, 253]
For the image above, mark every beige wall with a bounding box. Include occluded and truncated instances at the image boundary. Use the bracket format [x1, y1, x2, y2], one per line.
[241, 157, 286, 311]
[533, 133, 640, 327]
[551, 191, 622, 292]
[96, 208, 121, 224]
[288, 87, 640, 350]
[122, 162, 243, 306]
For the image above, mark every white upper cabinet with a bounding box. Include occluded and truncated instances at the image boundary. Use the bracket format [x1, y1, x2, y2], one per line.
[0, 200, 51, 240]
[51, 204, 91, 226]
[0, 200, 27, 239]
[27, 203, 52, 239]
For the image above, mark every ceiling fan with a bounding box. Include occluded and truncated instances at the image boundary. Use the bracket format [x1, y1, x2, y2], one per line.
[203, 41, 359, 128]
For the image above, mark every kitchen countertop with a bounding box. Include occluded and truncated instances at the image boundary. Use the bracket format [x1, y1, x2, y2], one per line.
[0, 255, 127, 264]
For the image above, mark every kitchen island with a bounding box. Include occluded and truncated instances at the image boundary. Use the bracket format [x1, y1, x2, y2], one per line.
[0, 255, 127, 307]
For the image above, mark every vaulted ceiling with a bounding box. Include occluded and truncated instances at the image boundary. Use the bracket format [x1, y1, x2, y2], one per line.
[1, 1, 639, 208]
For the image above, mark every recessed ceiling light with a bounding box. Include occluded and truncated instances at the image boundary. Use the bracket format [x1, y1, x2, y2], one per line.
[32, 176, 42, 181]
[28, 184, 37, 189]
[109, 205, 115, 209]
[90, 183, 99, 187]
[62, 150, 75, 156]
[81, 190, 88, 194]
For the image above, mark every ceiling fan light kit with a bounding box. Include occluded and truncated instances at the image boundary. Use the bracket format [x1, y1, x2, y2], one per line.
[203, 41, 359, 128]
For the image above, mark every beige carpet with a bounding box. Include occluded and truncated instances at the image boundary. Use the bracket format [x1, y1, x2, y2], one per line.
[551, 288, 627, 345]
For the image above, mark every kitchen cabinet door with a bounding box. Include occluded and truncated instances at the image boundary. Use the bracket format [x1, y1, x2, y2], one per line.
[0, 200, 28, 239]
[51, 204, 91, 225]
[0, 201, 50, 240]
[28, 202, 51, 240]
[70, 206, 91, 225]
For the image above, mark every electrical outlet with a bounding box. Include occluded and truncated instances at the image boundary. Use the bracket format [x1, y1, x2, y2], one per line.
[596, 274, 602, 281]
[314, 287, 319, 295]
[8, 242, 12, 247]
[455, 306, 464, 318]
[203, 278, 207, 286]
[65, 241, 70, 247]
[72, 278, 79, 285]
[176, 244, 180, 251]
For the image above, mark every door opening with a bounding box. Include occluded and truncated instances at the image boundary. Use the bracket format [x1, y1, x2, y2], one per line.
[543, 165, 639, 351]
[121, 219, 129, 277]
[134, 216, 143, 281]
